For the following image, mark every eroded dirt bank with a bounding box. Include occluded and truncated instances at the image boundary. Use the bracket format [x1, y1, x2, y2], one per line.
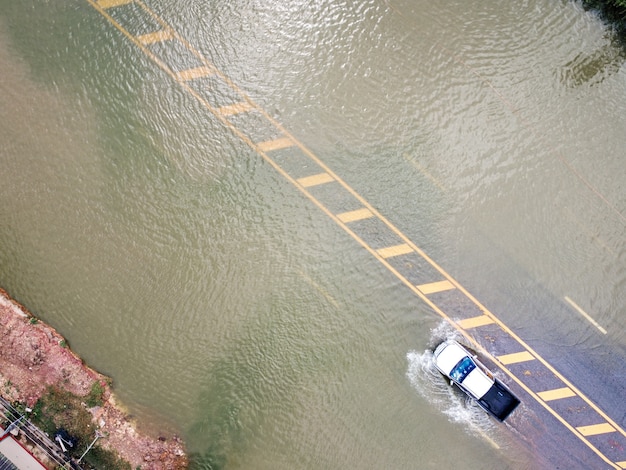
[0, 287, 188, 469]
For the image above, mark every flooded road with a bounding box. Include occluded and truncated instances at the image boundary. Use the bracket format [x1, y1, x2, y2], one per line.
[1, 0, 625, 468]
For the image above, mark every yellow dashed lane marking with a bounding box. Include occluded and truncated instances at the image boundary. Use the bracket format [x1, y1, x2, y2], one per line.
[457, 315, 495, 329]
[336, 208, 374, 223]
[537, 387, 577, 402]
[498, 351, 535, 365]
[256, 137, 294, 153]
[402, 153, 446, 192]
[86, 3, 626, 467]
[137, 30, 174, 45]
[217, 101, 254, 116]
[577, 423, 616, 436]
[297, 173, 334, 188]
[416, 280, 455, 295]
[97, 0, 132, 8]
[175, 66, 213, 82]
[376, 243, 413, 259]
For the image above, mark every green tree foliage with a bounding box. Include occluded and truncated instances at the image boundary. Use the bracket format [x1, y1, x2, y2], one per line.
[581, 0, 626, 44]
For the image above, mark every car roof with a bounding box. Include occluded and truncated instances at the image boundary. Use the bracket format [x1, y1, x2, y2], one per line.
[434, 340, 494, 399]
[434, 340, 469, 373]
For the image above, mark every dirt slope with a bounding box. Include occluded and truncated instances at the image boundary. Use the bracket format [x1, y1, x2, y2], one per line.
[0, 288, 188, 469]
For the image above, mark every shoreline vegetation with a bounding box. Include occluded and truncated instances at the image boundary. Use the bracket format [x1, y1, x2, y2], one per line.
[1, 4, 623, 470]
[0, 287, 188, 470]
[581, 0, 626, 44]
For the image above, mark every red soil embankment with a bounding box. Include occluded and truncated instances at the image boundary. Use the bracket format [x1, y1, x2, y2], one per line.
[0, 288, 188, 469]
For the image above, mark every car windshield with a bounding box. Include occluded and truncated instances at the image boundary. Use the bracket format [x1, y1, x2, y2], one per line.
[450, 356, 476, 383]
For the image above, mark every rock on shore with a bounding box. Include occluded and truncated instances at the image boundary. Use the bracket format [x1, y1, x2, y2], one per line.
[0, 288, 188, 469]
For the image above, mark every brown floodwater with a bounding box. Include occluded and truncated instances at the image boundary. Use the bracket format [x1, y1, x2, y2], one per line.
[1, 1, 624, 468]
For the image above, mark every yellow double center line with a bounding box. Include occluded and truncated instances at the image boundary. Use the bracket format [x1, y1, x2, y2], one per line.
[87, 1, 626, 467]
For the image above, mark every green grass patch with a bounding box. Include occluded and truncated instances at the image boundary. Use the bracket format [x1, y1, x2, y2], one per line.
[86, 381, 105, 408]
[25, 385, 131, 470]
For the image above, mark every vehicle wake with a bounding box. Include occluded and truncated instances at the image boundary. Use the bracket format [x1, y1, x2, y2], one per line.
[406, 322, 498, 438]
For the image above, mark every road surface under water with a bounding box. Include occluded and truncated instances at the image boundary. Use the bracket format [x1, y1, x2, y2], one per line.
[1, 0, 625, 468]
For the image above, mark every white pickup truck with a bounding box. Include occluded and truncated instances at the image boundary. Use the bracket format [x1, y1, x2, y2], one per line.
[433, 340, 520, 421]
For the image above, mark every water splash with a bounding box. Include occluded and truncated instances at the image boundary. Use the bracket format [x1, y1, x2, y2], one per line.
[406, 321, 497, 440]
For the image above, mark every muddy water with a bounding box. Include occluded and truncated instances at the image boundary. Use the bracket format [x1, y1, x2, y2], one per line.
[1, 0, 624, 468]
